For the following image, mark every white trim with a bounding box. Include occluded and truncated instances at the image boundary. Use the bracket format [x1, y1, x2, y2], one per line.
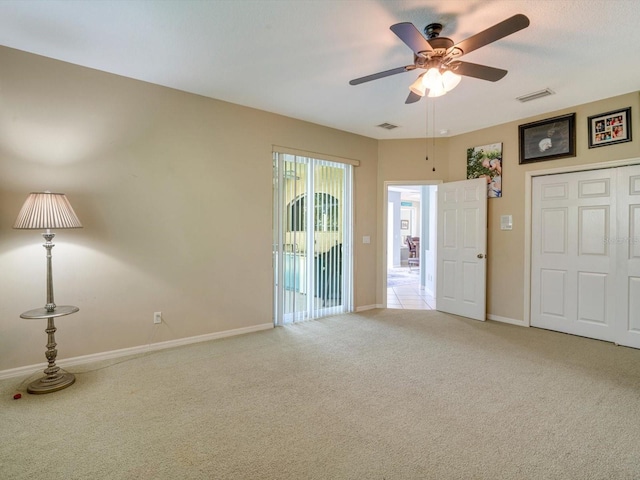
[524, 171, 533, 327]
[272, 145, 360, 166]
[0, 323, 273, 381]
[344, 163, 355, 313]
[523, 156, 640, 329]
[487, 314, 527, 327]
[356, 304, 382, 312]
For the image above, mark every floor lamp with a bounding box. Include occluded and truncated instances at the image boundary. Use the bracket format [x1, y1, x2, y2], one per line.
[13, 192, 83, 394]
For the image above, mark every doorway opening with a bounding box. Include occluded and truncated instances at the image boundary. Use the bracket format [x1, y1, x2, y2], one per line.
[385, 183, 438, 310]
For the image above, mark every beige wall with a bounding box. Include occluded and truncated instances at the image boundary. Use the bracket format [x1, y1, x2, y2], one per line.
[2, 44, 638, 373]
[0, 47, 378, 371]
[379, 92, 640, 322]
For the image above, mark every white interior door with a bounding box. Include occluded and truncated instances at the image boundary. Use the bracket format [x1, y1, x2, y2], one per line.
[436, 177, 487, 321]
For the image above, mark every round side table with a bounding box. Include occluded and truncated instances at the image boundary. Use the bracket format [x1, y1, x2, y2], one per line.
[20, 305, 79, 394]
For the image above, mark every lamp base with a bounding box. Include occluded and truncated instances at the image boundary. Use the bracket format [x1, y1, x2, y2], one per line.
[27, 372, 75, 394]
[20, 306, 80, 395]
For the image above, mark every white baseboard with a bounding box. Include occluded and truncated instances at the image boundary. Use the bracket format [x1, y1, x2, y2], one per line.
[0, 323, 274, 381]
[356, 304, 382, 312]
[487, 314, 527, 327]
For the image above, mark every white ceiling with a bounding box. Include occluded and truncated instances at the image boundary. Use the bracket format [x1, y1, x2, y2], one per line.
[1, 0, 639, 140]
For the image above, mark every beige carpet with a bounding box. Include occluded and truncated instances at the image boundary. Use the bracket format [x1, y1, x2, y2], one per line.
[2, 308, 640, 479]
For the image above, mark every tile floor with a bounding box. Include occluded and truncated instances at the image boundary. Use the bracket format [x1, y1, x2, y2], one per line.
[387, 279, 435, 310]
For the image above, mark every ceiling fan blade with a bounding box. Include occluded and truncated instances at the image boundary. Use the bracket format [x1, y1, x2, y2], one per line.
[349, 65, 415, 85]
[405, 91, 422, 104]
[390, 22, 434, 55]
[452, 61, 508, 82]
[451, 14, 529, 57]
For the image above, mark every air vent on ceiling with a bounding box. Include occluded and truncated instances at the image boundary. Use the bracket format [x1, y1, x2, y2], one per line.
[377, 122, 399, 130]
[516, 88, 555, 103]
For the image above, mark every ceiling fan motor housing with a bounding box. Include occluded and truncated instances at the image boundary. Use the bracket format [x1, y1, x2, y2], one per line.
[420, 24, 462, 61]
[424, 22, 443, 39]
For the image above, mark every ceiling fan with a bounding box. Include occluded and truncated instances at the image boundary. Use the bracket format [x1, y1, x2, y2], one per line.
[349, 14, 530, 103]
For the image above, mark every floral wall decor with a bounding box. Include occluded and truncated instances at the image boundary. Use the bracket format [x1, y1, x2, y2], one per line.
[467, 142, 503, 198]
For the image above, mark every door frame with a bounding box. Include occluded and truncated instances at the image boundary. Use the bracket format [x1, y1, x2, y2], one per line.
[523, 156, 640, 327]
[383, 180, 442, 308]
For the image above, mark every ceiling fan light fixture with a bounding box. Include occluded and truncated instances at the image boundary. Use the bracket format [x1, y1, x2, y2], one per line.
[427, 85, 446, 97]
[409, 75, 427, 96]
[441, 70, 461, 91]
[422, 67, 461, 97]
[422, 67, 442, 90]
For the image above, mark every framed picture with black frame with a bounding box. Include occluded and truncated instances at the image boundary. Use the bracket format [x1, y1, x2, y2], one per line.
[587, 107, 632, 148]
[518, 113, 576, 164]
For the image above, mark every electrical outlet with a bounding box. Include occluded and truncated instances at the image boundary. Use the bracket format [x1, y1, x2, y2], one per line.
[153, 312, 162, 324]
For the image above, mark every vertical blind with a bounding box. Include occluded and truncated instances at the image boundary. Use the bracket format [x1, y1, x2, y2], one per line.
[273, 152, 353, 325]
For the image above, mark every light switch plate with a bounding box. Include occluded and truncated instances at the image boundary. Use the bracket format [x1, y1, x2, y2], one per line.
[500, 215, 513, 231]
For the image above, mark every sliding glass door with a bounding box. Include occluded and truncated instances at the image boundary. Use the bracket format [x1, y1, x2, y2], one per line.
[273, 152, 353, 325]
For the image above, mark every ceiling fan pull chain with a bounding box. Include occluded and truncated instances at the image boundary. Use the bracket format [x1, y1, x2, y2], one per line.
[425, 98, 429, 162]
[432, 100, 437, 172]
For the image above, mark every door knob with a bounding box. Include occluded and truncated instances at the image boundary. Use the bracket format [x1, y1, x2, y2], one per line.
[477, 253, 485, 259]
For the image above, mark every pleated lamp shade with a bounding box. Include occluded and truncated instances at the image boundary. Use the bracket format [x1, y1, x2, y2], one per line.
[13, 192, 82, 230]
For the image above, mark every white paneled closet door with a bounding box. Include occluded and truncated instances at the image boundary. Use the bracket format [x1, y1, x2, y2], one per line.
[531, 169, 617, 342]
[531, 164, 640, 348]
[615, 165, 640, 348]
